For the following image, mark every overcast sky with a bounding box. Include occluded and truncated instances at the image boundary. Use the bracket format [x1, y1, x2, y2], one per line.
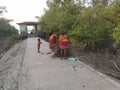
[1, 0, 47, 23]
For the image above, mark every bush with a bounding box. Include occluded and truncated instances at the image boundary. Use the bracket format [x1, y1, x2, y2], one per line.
[5, 35, 20, 46]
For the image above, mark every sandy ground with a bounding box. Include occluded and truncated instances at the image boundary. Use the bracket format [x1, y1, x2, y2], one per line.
[0, 37, 120, 90]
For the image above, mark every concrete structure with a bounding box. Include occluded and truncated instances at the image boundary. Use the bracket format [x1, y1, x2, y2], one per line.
[17, 21, 41, 36]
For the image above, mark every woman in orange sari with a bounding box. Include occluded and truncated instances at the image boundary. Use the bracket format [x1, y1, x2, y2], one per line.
[49, 33, 58, 51]
[59, 33, 69, 59]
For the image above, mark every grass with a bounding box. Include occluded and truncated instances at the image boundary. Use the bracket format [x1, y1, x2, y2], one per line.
[0, 35, 20, 58]
[70, 46, 120, 80]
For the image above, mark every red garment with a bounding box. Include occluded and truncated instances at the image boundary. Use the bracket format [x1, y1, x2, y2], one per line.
[37, 44, 40, 49]
[59, 34, 68, 47]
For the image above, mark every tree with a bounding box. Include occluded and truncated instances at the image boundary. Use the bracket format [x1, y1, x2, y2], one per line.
[39, 0, 120, 50]
[0, 18, 18, 37]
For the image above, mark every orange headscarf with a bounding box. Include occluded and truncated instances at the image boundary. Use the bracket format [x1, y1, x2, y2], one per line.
[59, 34, 68, 43]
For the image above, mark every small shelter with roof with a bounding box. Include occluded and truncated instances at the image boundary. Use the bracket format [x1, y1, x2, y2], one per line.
[17, 21, 41, 36]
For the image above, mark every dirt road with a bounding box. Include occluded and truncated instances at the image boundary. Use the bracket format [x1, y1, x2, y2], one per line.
[0, 37, 120, 90]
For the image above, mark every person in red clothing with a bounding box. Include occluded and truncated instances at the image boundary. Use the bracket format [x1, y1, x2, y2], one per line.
[37, 37, 41, 53]
[49, 33, 58, 51]
[59, 33, 69, 59]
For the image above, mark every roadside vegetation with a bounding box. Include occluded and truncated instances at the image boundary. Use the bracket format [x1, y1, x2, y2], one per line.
[39, 0, 120, 79]
[0, 18, 19, 57]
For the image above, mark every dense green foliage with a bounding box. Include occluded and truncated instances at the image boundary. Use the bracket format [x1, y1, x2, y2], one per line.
[0, 18, 19, 52]
[39, 0, 120, 51]
[0, 18, 18, 37]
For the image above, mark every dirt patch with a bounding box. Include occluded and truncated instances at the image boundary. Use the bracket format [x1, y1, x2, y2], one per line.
[71, 46, 120, 81]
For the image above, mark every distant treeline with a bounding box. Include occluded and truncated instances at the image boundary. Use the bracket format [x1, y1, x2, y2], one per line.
[39, 0, 120, 52]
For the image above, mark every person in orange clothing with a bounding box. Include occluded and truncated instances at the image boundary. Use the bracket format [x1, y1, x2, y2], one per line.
[59, 33, 69, 59]
[37, 37, 41, 53]
[49, 33, 58, 51]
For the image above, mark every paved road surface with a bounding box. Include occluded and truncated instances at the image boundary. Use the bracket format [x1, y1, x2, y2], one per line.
[18, 37, 120, 90]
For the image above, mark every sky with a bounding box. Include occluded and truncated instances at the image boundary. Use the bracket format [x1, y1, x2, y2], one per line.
[0, 0, 48, 29]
